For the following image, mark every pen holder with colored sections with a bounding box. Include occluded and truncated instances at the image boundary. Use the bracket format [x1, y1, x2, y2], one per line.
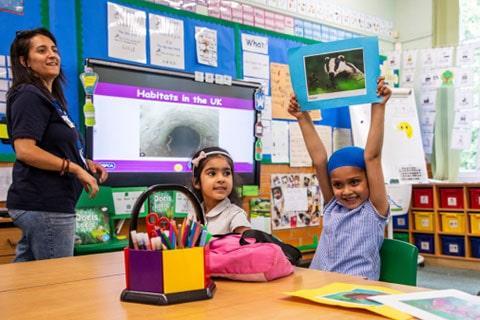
[120, 184, 215, 305]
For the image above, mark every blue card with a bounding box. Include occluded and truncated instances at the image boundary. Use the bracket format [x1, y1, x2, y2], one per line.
[288, 36, 382, 111]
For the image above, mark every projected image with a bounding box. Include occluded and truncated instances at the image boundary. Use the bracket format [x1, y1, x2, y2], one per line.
[304, 48, 365, 101]
[139, 105, 219, 157]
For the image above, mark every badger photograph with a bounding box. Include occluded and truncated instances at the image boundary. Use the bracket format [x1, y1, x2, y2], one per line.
[304, 48, 366, 100]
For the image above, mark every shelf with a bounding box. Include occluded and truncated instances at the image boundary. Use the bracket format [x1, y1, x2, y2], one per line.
[74, 238, 128, 255]
[466, 209, 480, 213]
[438, 231, 467, 236]
[110, 214, 133, 220]
[411, 207, 434, 211]
[393, 229, 409, 232]
[412, 230, 435, 234]
[437, 208, 465, 212]
[467, 233, 480, 237]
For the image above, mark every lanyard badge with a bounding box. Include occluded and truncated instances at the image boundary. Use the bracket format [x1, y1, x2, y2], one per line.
[52, 100, 87, 168]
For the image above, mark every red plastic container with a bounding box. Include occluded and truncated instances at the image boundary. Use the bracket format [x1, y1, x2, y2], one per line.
[412, 188, 433, 208]
[469, 188, 480, 209]
[439, 188, 464, 209]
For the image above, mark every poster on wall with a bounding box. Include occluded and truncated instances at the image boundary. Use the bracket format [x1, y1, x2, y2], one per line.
[149, 14, 185, 70]
[195, 26, 218, 67]
[270, 173, 321, 230]
[107, 2, 147, 64]
[288, 36, 381, 111]
[270, 63, 321, 120]
[350, 89, 428, 184]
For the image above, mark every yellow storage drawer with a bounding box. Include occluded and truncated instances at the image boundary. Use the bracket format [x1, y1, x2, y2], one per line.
[414, 211, 434, 232]
[440, 212, 466, 234]
[470, 213, 480, 235]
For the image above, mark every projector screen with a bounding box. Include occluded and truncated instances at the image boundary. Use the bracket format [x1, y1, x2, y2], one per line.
[86, 59, 259, 187]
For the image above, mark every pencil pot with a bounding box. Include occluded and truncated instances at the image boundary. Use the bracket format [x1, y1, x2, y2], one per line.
[121, 184, 215, 305]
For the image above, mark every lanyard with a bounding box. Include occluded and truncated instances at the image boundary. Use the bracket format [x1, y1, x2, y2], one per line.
[51, 100, 88, 168]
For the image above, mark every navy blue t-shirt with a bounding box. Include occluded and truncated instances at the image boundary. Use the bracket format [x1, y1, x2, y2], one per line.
[7, 84, 86, 213]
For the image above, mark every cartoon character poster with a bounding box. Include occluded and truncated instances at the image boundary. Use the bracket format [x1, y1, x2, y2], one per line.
[270, 173, 321, 230]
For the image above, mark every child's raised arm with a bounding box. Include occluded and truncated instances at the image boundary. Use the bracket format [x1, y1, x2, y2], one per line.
[288, 96, 333, 203]
[365, 77, 391, 216]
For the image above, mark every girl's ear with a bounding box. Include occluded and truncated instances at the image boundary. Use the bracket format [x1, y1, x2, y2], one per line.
[19, 56, 28, 68]
[192, 177, 201, 190]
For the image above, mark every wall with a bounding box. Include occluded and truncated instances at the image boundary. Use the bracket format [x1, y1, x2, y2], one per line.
[395, 0, 433, 50]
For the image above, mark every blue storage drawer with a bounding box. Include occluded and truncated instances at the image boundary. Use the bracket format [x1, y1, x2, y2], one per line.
[393, 214, 409, 229]
[441, 236, 465, 256]
[471, 237, 480, 258]
[414, 233, 434, 254]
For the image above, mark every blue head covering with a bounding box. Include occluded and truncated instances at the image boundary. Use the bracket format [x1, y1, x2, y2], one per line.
[327, 146, 365, 175]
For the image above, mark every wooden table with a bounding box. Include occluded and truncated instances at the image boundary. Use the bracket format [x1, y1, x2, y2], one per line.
[0, 252, 422, 319]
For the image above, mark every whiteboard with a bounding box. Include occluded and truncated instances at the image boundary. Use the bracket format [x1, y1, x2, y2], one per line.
[350, 88, 428, 184]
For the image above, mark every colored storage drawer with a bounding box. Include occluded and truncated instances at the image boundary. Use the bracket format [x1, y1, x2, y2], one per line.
[414, 233, 434, 254]
[470, 213, 480, 235]
[469, 188, 480, 209]
[441, 236, 465, 256]
[392, 214, 409, 230]
[412, 188, 433, 208]
[439, 188, 464, 209]
[440, 212, 466, 234]
[471, 237, 480, 258]
[414, 211, 434, 232]
[393, 232, 409, 243]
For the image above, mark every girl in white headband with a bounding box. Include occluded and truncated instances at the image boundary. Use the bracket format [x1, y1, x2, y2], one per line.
[189, 146, 251, 234]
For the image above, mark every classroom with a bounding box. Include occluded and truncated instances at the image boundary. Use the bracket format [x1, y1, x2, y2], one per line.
[1, 0, 479, 319]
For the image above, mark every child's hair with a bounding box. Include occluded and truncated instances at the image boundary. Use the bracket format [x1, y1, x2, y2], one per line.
[327, 146, 365, 176]
[190, 146, 241, 205]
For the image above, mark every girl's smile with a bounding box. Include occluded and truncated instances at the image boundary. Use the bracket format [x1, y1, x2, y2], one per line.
[329, 166, 369, 209]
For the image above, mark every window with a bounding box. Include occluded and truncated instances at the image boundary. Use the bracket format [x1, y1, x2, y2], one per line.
[458, 0, 480, 179]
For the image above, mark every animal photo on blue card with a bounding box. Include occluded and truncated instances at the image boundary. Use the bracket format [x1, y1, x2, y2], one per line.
[305, 48, 366, 100]
[288, 36, 382, 111]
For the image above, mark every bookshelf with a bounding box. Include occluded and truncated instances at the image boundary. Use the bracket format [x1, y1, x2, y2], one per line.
[393, 183, 480, 263]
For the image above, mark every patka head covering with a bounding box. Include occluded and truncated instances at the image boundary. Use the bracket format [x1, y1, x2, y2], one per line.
[327, 146, 365, 175]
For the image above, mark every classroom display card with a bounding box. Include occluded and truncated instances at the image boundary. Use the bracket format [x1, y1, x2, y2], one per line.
[107, 2, 147, 64]
[288, 36, 381, 111]
[270, 173, 321, 230]
[370, 289, 480, 320]
[112, 187, 147, 216]
[149, 14, 185, 70]
[249, 198, 272, 233]
[195, 26, 218, 67]
[285, 282, 411, 320]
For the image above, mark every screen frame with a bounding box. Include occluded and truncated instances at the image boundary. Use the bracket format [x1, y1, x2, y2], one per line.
[85, 58, 261, 187]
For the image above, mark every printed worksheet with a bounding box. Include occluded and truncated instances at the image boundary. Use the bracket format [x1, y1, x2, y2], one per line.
[107, 2, 146, 63]
[149, 14, 185, 70]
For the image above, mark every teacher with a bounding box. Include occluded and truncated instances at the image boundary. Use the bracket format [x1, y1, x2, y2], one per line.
[6, 28, 108, 262]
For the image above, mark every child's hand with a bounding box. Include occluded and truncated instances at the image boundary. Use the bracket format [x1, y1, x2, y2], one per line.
[376, 76, 392, 105]
[288, 96, 309, 120]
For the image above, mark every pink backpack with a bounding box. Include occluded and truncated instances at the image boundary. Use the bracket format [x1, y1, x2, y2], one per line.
[208, 234, 294, 281]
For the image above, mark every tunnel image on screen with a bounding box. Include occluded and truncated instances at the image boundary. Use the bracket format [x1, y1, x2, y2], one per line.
[139, 105, 219, 158]
[88, 60, 256, 177]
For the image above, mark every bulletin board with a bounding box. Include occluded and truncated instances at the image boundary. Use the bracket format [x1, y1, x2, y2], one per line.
[0, 0, 48, 161]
